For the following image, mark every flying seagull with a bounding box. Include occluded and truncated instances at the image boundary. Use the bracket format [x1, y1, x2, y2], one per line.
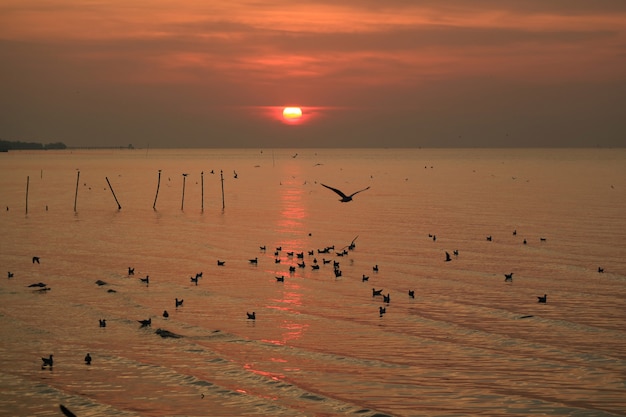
[321, 183, 370, 202]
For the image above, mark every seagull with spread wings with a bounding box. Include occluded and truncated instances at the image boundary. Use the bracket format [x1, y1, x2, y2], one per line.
[321, 183, 370, 202]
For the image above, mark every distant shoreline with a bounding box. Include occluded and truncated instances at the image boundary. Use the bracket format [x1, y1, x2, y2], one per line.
[0, 140, 67, 152]
[0, 140, 136, 152]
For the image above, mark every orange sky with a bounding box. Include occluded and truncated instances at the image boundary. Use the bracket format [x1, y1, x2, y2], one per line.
[1, 0, 625, 147]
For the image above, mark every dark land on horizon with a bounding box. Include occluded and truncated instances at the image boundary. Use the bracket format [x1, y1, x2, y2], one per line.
[0, 139, 67, 152]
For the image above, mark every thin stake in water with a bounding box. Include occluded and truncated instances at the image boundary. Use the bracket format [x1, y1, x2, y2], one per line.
[153, 170, 161, 210]
[74, 170, 80, 212]
[220, 170, 225, 209]
[181, 173, 188, 210]
[105, 176, 122, 209]
[25, 176, 29, 215]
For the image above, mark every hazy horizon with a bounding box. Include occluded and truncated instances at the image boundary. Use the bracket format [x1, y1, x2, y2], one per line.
[2, 1, 625, 148]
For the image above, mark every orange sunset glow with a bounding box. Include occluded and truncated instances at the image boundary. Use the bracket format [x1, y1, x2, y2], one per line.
[1, 1, 625, 147]
[282, 107, 302, 119]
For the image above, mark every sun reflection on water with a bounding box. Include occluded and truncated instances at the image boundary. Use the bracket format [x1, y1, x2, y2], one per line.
[276, 162, 308, 251]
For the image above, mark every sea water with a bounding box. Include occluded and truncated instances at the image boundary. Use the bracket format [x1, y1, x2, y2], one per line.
[0, 148, 625, 416]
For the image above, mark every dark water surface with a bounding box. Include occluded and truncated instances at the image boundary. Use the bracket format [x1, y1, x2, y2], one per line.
[1, 148, 625, 416]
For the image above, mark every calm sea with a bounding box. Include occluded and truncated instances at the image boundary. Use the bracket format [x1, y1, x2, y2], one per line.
[1, 148, 625, 417]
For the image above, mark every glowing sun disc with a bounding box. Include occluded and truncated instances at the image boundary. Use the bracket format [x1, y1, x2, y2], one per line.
[282, 107, 303, 119]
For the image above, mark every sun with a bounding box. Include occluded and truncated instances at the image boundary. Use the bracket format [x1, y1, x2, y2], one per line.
[282, 107, 303, 120]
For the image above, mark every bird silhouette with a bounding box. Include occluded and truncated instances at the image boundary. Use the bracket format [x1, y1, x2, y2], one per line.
[537, 294, 547, 303]
[321, 183, 370, 202]
[41, 354, 53, 368]
[138, 318, 152, 327]
[247, 312, 256, 320]
[84, 353, 92, 365]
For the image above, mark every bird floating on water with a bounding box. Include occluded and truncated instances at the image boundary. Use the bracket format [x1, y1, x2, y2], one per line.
[408, 290, 415, 298]
[99, 319, 106, 327]
[247, 312, 256, 320]
[321, 183, 370, 202]
[504, 273, 513, 282]
[84, 353, 92, 365]
[41, 354, 53, 369]
[138, 318, 152, 327]
[537, 294, 547, 303]
[372, 288, 383, 297]
[175, 298, 184, 308]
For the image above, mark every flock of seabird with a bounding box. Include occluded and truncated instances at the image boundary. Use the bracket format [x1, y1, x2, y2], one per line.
[3, 182, 612, 417]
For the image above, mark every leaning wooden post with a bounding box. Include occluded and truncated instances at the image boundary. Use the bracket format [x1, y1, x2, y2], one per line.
[201, 171, 204, 212]
[181, 173, 188, 211]
[152, 170, 161, 210]
[105, 176, 122, 209]
[25, 176, 29, 215]
[74, 170, 80, 212]
[220, 170, 225, 209]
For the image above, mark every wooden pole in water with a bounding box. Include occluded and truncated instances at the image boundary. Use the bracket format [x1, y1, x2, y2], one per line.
[25, 176, 29, 215]
[153, 170, 161, 210]
[74, 170, 80, 212]
[105, 176, 122, 209]
[181, 173, 188, 210]
[201, 171, 204, 212]
[220, 170, 225, 209]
